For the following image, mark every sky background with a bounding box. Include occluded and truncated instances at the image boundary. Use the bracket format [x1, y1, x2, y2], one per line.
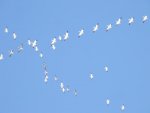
[0, 0, 150, 113]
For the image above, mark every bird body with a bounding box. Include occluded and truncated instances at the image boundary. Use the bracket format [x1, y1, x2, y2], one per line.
[128, 17, 134, 25]
[116, 18, 122, 25]
[64, 31, 69, 40]
[93, 23, 99, 32]
[142, 16, 148, 23]
[106, 24, 112, 31]
[0, 54, 4, 61]
[78, 29, 84, 37]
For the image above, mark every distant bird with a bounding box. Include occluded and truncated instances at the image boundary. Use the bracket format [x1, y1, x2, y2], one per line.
[32, 40, 37, 48]
[54, 75, 58, 81]
[78, 28, 84, 38]
[51, 37, 57, 45]
[0, 54, 4, 61]
[58, 35, 62, 41]
[142, 16, 148, 23]
[34, 46, 39, 52]
[106, 24, 112, 32]
[106, 99, 110, 105]
[121, 104, 125, 111]
[104, 66, 109, 72]
[4, 27, 8, 33]
[44, 75, 48, 83]
[61, 87, 65, 93]
[92, 23, 99, 32]
[51, 44, 56, 50]
[66, 86, 70, 92]
[44, 70, 48, 76]
[18, 44, 23, 53]
[74, 89, 78, 96]
[39, 52, 43, 58]
[13, 32, 17, 40]
[60, 82, 64, 89]
[9, 50, 14, 57]
[28, 39, 32, 46]
[64, 31, 69, 41]
[128, 17, 134, 25]
[116, 18, 122, 25]
[89, 73, 94, 79]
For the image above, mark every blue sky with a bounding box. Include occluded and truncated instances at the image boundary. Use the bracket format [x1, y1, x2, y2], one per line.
[0, 0, 150, 113]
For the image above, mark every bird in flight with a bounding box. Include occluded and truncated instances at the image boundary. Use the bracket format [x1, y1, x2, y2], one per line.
[4, 26, 8, 33]
[13, 32, 17, 40]
[121, 104, 125, 111]
[116, 18, 122, 25]
[142, 15, 148, 23]
[9, 50, 14, 57]
[0, 54, 4, 61]
[128, 17, 134, 25]
[18, 44, 23, 53]
[92, 23, 99, 32]
[106, 99, 110, 105]
[106, 24, 112, 32]
[104, 66, 109, 72]
[58, 35, 62, 41]
[89, 73, 94, 79]
[78, 28, 84, 38]
[64, 31, 69, 41]
[51, 37, 57, 45]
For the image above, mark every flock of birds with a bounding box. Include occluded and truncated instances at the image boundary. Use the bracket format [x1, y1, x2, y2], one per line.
[0, 15, 149, 111]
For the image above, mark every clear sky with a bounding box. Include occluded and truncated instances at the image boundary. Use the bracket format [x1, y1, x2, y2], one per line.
[0, 0, 150, 113]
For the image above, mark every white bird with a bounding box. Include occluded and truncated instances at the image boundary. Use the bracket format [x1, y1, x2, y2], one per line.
[13, 32, 17, 40]
[121, 104, 125, 111]
[93, 23, 99, 32]
[106, 99, 110, 105]
[18, 44, 23, 53]
[61, 87, 65, 93]
[39, 52, 43, 58]
[78, 29, 84, 37]
[58, 35, 62, 41]
[34, 46, 39, 52]
[116, 18, 122, 25]
[28, 39, 32, 46]
[0, 54, 4, 61]
[51, 37, 57, 45]
[44, 70, 48, 76]
[106, 24, 112, 32]
[128, 17, 134, 25]
[51, 44, 56, 50]
[64, 31, 69, 41]
[60, 82, 64, 89]
[54, 75, 58, 81]
[142, 16, 148, 23]
[74, 89, 78, 96]
[9, 50, 14, 57]
[32, 40, 37, 48]
[89, 73, 94, 79]
[66, 86, 70, 92]
[104, 66, 108, 72]
[4, 27, 8, 33]
[44, 75, 48, 83]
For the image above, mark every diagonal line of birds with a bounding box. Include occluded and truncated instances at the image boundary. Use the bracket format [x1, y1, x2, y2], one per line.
[0, 15, 149, 111]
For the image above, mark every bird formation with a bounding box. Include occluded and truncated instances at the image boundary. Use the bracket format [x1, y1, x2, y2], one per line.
[0, 15, 149, 111]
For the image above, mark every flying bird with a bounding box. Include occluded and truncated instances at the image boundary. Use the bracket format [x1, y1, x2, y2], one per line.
[66, 86, 70, 92]
[44, 75, 48, 83]
[78, 28, 84, 38]
[74, 89, 78, 96]
[0, 54, 4, 61]
[128, 17, 134, 25]
[61, 87, 65, 93]
[106, 99, 110, 105]
[32, 40, 37, 48]
[104, 66, 109, 72]
[106, 24, 112, 32]
[116, 18, 122, 25]
[28, 39, 32, 46]
[51, 37, 57, 45]
[64, 31, 69, 41]
[92, 23, 99, 32]
[89, 73, 94, 79]
[142, 16, 148, 23]
[58, 35, 62, 41]
[4, 27, 8, 33]
[13, 32, 17, 40]
[54, 75, 58, 81]
[39, 52, 43, 58]
[121, 104, 125, 111]
[9, 50, 14, 57]
[51, 44, 56, 50]
[18, 44, 23, 53]
[60, 82, 64, 89]
[34, 46, 39, 52]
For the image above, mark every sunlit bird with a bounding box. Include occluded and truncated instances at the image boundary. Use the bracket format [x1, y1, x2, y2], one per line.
[4, 27, 8, 33]
[128, 17, 134, 25]
[13, 32, 17, 40]
[89, 73, 94, 79]
[28, 39, 32, 46]
[32, 40, 37, 48]
[104, 66, 109, 72]
[51, 44, 56, 50]
[106, 99, 110, 105]
[121, 104, 125, 111]
[0, 54, 4, 61]
[74, 89, 78, 96]
[93, 23, 99, 32]
[9, 50, 14, 57]
[54, 75, 58, 81]
[44, 75, 48, 83]
[64, 31, 69, 41]
[61, 87, 65, 93]
[106, 24, 112, 32]
[66, 86, 70, 92]
[78, 28, 84, 38]
[60, 82, 64, 89]
[142, 16, 148, 23]
[34, 46, 39, 52]
[58, 35, 62, 41]
[51, 37, 57, 45]
[116, 18, 122, 25]
[39, 52, 43, 58]
[18, 44, 23, 53]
